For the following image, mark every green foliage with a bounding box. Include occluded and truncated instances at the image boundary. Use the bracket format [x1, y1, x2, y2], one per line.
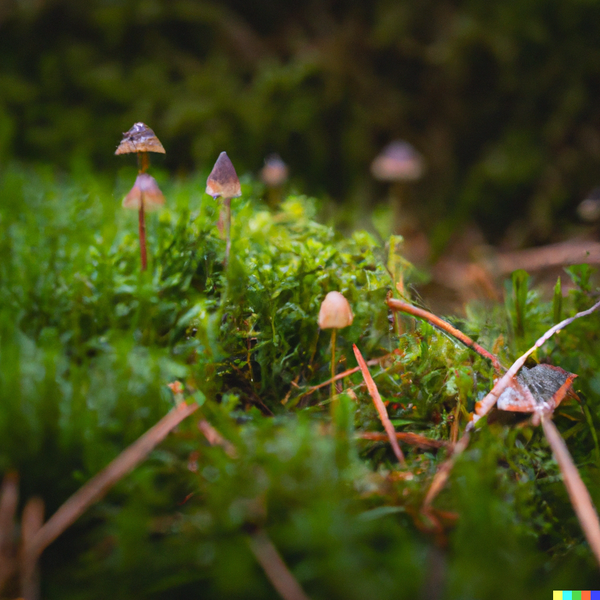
[1, 164, 600, 598]
[2, 0, 600, 240]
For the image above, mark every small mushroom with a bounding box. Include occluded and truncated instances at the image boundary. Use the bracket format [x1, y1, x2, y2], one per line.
[206, 152, 242, 267]
[318, 291, 354, 329]
[115, 122, 166, 271]
[578, 188, 600, 222]
[260, 154, 289, 208]
[318, 291, 353, 399]
[122, 173, 165, 211]
[371, 140, 427, 263]
[370, 140, 424, 182]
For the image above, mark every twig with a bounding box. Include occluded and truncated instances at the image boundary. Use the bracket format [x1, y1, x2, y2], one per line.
[423, 433, 471, 508]
[27, 401, 199, 560]
[386, 298, 504, 375]
[355, 431, 448, 449]
[542, 415, 600, 568]
[353, 345, 406, 466]
[471, 299, 600, 426]
[247, 529, 311, 600]
[0, 472, 19, 591]
[493, 240, 600, 274]
[19, 497, 44, 600]
[286, 350, 401, 408]
[198, 420, 237, 458]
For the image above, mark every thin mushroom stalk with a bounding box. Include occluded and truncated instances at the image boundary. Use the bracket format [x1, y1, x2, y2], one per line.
[122, 174, 165, 271]
[318, 292, 354, 406]
[115, 122, 166, 272]
[206, 152, 242, 267]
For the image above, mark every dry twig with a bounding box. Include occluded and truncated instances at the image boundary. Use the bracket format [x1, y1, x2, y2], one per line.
[355, 431, 448, 450]
[386, 298, 504, 374]
[247, 529, 311, 600]
[27, 401, 199, 561]
[472, 299, 600, 425]
[542, 415, 600, 568]
[353, 344, 406, 466]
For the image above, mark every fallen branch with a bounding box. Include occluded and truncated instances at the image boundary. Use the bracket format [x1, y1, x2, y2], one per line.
[198, 419, 237, 458]
[471, 299, 600, 425]
[353, 345, 406, 466]
[285, 350, 402, 407]
[19, 497, 44, 600]
[0, 472, 19, 591]
[423, 433, 471, 508]
[386, 298, 504, 375]
[27, 401, 199, 561]
[542, 415, 600, 568]
[247, 529, 311, 600]
[355, 431, 448, 450]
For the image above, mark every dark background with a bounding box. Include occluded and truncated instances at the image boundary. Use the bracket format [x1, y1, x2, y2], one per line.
[2, 0, 600, 247]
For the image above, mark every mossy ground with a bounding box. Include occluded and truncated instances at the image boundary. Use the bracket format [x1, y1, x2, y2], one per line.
[1, 163, 599, 599]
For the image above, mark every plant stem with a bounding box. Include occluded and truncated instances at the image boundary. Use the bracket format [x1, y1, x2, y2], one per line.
[330, 329, 337, 400]
[139, 194, 147, 271]
[137, 151, 149, 173]
[224, 197, 232, 268]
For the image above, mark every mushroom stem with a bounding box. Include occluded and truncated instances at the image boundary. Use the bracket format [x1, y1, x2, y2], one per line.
[138, 194, 147, 271]
[137, 151, 149, 174]
[330, 329, 337, 400]
[224, 197, 232, 268]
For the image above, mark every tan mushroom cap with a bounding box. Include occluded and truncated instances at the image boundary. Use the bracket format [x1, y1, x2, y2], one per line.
[260, 154, 289, 187]
[318, 291, 354, 329]
[370, 140, 424, 181]
[122, 173, 165, 211]
[115, 122, 166, 155]
[206, 151, 242, 199]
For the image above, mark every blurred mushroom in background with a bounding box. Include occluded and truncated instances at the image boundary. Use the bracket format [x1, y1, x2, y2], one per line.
[578, 187, 600, 224]
[371, 140, 428, 265]
[260, 153, 289, 208]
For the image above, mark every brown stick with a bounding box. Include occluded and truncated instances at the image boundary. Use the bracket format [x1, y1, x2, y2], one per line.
[386, 298, 503, 375]
[0, 472, 19, 591]
[285, 350, 402, 407]
[224, 197, 232, 268]
[19, 497, 44, 600]
[542, 415, 600, 568]
[423, 433, 471, 508]
[139, 194, 147, 271]
[27, 402, 199, 560]
[355, 431, 448, 449]
[353, 345, 406, 466]
[247, 529, 311, 600]
[471, 298, 600, 425]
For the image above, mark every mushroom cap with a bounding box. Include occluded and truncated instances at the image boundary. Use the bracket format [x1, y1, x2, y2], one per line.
[370, 140, 424, 182]
[578, 188, 600, 222]
[260, 154, 289, 187]
[318, 291, 354, 329]
[122, 173, 165, 211]
[206, 151, 242, 199]
[115, 122, 166, 155]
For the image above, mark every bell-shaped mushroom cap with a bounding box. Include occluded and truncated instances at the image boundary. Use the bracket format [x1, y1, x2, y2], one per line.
[578, 187, 600, 222]
[206, 152, 242, 199]
[371, 140, 424, 182]
[122, 173, 165, 211]
[260, 154, 289, 187]
[115, 122, 166, 155]
[318, 291, 354, 329]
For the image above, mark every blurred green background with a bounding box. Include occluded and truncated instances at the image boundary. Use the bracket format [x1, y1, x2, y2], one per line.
[2, 0, 600, 245]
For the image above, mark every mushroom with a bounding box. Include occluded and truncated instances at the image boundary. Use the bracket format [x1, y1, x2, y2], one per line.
[115, 122, 166, 271]
[371, 140, 426, 249]
[206, 152, 242, 267]
[318, 291, 354, 399]
[260, 154, 289, 208]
